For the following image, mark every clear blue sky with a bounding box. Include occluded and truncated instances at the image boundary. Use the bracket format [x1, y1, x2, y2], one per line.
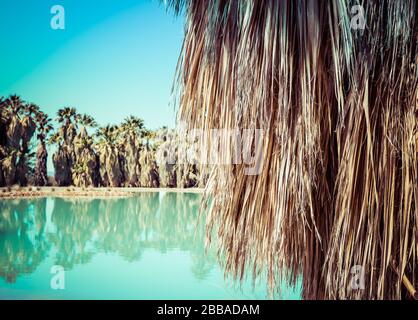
[0, 0, 184, 129]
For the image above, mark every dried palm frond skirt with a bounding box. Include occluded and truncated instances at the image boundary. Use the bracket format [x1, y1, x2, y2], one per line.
[167, 0, 418, 299]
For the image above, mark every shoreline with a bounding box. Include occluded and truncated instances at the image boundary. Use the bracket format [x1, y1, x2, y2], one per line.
[0, 186, 204, 199]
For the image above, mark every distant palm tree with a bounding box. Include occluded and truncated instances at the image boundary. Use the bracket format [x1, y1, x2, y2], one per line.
[76, 114, 98, 143]
[71, 162, 89, 188]
[95, 125, 120, 147]
[47, 131, 60, 145]
[0, 98, 7, 186]
[119, 116, 145, 186]
[34, 111, 53, 186]
[56, 107, 78, 123]
[55, 107, 79, 145]
[24, 103, 40, 116]
[0, 96, 7, 148]
[120, 116, 145, 138]
[72, 115, 99, 187]
[95, 125, 124, 187]
[5, 95, 24, 117]
[49, 107, 80, 186]
[0, 97, 38, 186]
[142, 129, 156, 150]
[1, 96, 24, 185]
[50, 111, 97, 145]
[0, 96, 6, 117]
[36, 112, 53, 143]
[16, 103, 38, 185]
[78, 114, 98, 129]
[2, 95, 25, 150]
[95, 125, 121, 162]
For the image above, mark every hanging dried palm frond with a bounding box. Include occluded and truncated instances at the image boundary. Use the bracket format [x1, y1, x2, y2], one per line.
[166, 0, 418, 299]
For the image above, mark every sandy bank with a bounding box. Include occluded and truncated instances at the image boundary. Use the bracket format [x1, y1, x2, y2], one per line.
[0, 186, 204, 199]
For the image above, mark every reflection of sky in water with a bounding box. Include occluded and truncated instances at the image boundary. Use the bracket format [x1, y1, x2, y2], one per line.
[0, 194, 301, 299]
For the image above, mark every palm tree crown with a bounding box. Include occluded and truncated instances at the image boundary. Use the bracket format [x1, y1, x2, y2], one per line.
[78, 114, 98, 128]
[121, 116, 145, 138]
[56, 107, 78, 124]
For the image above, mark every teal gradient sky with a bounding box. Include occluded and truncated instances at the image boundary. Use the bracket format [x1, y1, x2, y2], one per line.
[0, 0, 184, 129]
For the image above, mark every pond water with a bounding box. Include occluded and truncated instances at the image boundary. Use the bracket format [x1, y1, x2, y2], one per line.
[0, 193, 301, 299]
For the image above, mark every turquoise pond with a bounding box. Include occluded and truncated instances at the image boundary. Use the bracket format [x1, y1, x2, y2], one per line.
[0, 193, 301, 299]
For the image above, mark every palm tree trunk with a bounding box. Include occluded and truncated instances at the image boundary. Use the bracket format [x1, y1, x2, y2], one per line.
[16, 140, 29, 186]
[35, 141, 48, 186]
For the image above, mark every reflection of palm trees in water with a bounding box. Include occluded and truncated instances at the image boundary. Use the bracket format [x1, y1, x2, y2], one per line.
[0, 198, 50, 283]
[95, 193, 218, 279]
[49, 198, 99, 268]
[158, 193, 216, 280]
[0, 193, 217, 282]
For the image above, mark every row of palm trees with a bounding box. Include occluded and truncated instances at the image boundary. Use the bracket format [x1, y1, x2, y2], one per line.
[0, 95, 201, 188]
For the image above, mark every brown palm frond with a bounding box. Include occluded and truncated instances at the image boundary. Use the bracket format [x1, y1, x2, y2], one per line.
[168, 0, 418, 299]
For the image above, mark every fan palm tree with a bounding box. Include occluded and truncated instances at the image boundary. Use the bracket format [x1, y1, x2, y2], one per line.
[50, 107, 80, 186]
[0, 97, 7, 124]
[71, 162, 90, 188]
[72, 115, 99, 187]
[57, 107, 78, 122]
[34, 111, 53, 186]
[0, 97, 38, 186]
[119, 116, 145, 186]
[55, 107, 78, 144]
[138, 129, 160, 187]
[0, 96, 23, 185]
[142, 129, 156, 150]
[3, 95, 25, 149]
[78, 114, 98, 130]
[95, 125, 120, 147]
[0, 97, 7, 186]
[95, 125, 123, 187]
[5, 95, 24, 115]
[167, 0, 418, 300]
[15, 103, 38, 185]
[120, 116, 144, 137]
